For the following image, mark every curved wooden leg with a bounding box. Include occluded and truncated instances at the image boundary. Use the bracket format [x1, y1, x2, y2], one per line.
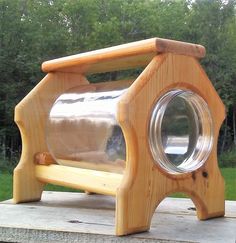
[115, 188, 156, 236]
[13, 163, 44, 203]
[192, 172, 225, 220]
[115, 165, 225, 236]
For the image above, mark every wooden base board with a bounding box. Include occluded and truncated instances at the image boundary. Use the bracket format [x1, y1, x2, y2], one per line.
[0, 192, 235, 242]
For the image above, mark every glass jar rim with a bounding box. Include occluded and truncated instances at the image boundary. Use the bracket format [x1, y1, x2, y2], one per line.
[148, 89, 213, 174]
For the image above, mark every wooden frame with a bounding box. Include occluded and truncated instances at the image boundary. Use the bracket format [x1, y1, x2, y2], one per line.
[13, 38, 225, 236]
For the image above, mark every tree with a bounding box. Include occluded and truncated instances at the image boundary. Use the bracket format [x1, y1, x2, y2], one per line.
[0, 0, 235, 166]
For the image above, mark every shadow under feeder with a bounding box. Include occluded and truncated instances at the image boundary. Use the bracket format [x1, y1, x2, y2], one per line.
[14, 38, 225, 236]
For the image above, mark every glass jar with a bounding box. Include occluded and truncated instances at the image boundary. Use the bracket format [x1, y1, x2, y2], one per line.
[46, 88, 127, 173]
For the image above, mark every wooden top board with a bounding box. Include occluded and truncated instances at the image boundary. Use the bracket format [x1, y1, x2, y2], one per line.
[42, 38, 206, 74]
[0, 192, 235, 242]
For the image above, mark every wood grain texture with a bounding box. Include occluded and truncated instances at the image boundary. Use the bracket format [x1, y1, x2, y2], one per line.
[1, 192, 235, 243]
[35, 165, 122, 196]
[35, 152, 56, 165]
[14, 72, 89, 203]
[14, 77, 132, 203]
[116, 53, 225, 235]
[41, 38, 205, 74]
[14, 40, 224, 237]
[34, 152, 124, 174]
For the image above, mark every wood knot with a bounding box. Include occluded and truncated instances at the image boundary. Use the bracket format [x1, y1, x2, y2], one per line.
[202, 171, 208, 178]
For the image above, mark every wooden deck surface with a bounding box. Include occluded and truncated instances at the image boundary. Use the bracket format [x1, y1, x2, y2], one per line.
[0, 191, 235, 242]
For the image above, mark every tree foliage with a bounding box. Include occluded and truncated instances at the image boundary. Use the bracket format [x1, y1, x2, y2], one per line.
[0, 0, 235, 162]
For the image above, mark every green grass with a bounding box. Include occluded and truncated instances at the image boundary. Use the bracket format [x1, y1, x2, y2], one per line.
[0, 168, 235, 202]
[0, 172, 13, 201]
[0, 172, 81, 202]
[221, 168, 236, 200]
[219, 149, 236, 168]
[45, 184, 81, 193]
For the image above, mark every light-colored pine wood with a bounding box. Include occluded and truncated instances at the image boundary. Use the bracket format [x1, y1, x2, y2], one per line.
[14, 77, 132, 203]
[116, 53, 225, 235]
[34, 152, 56, 165]
[13, 38, 225, 237]
[65, 78, 134, 93]
[93, 78, 134, 91]
[13, 73, 89, 203]
[34, 152, 124, 174]
[35, 165, 122, 196]
[42, 38, 205, 74]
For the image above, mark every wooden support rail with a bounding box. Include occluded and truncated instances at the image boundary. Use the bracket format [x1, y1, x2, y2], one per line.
[42, 38, 206, 74]
[35, 164, 123, 196]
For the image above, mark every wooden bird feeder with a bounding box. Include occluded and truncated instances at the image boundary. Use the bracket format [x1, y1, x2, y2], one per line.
[14, 38, 225, 236]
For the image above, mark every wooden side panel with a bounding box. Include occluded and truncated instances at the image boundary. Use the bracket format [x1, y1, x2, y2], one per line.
[14, 73, 89, 203]
[14, 76, 133, 203]
[93, 79, 134, 91]
[116, 53, 225, 235]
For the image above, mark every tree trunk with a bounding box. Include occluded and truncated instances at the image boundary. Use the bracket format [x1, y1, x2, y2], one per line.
[220, 117, 228, 155]
[233, 106, 236, 147]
